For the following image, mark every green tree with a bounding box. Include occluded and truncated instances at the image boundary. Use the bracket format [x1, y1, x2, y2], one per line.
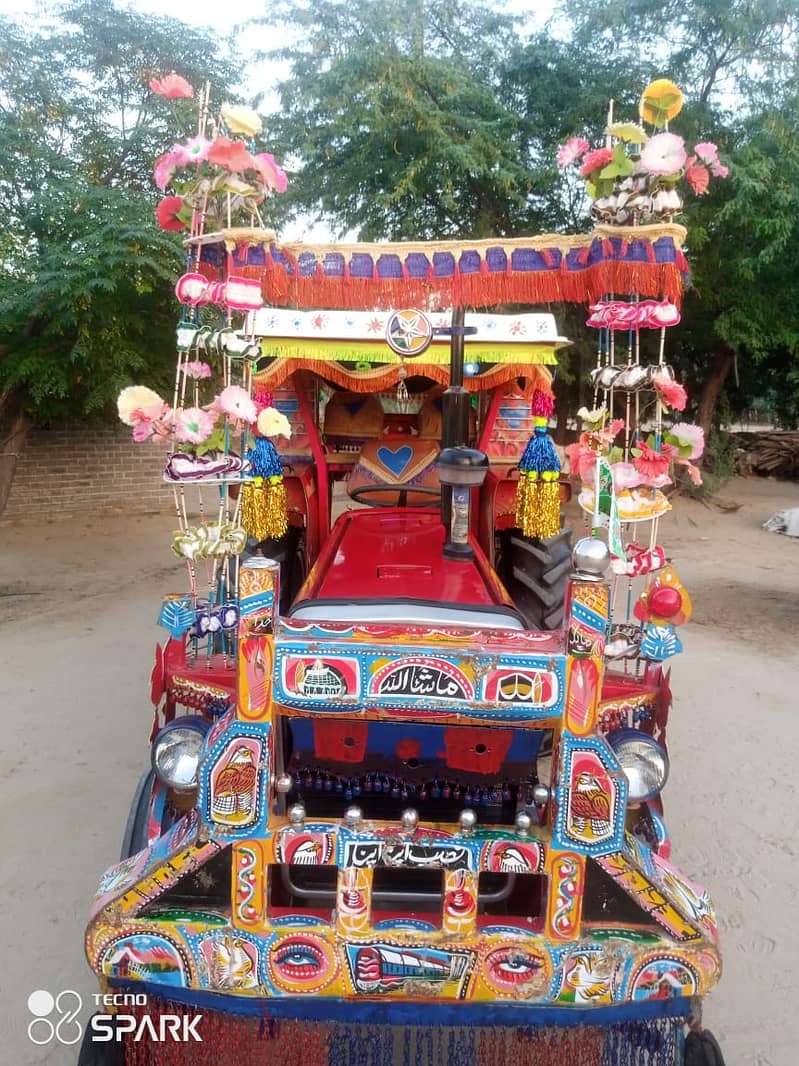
[261, 0, 540, 240]
[0, 0, 237, 512]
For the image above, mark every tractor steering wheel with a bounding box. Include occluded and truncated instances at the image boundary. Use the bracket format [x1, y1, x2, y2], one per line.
[349, 484, 442, 508]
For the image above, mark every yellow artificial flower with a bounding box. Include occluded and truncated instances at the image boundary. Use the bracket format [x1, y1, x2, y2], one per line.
[220, 103, 263, 138]
[640, 79, 683, 126]
[257, 407, 292, 439]
[117, 385, 165, 425]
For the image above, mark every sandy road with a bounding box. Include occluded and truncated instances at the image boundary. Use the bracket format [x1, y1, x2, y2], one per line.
[1, 477, 797, 1065]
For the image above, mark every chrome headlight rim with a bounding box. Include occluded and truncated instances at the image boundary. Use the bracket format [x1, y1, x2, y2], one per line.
[151, 716, 210, 792]
[607, 728, 669, 803]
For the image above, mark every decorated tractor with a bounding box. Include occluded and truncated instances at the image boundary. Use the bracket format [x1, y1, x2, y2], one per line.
[80, 79, 724, 1066]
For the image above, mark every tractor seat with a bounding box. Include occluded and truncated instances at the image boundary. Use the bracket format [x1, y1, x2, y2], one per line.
[347, 439, 440, 507]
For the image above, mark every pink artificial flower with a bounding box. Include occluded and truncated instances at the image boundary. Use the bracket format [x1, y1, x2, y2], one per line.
[215, 385, 257, 424]
[174, 407, 215, 444]
[611, 462, 644, 490]
[132, 420, 155, 442]
[709, 159, 729, 178]
[172, 136, 212, 166]
[694, 142, 720, 165]
[182, 361, 212, 380]
[149, 73, 193, 99]
[676, 459, 703, 485]
[207, 136, 254, 172]
[608, 418, 626, 441]
[670, 421, 705, 459]
[653, 371, 687, 411]
[557, 137, 590, 169]
[685, 157, 710, 195]
[153, 150, 182, 191]
[130, 405, 174, 443]
[252, 152, 288, 193]
[579, 147, 614, 177]
[633, 441, 673, 481]
[565, 437, 598, 482]
[151, 409, 176, 443]
[640, 131, 687, 176]
[155, 195, 187, 231]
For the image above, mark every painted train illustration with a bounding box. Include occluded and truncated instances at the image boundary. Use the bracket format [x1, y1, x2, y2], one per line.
[353, 945, 470, 992]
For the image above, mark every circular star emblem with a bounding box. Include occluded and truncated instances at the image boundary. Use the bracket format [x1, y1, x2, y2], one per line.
[385, 308, 433, 357]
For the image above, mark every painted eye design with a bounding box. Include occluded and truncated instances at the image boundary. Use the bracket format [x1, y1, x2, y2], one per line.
[484, 946, 547, 993]
[274, 944, 322, 976]
[268, 935, 337, 992]
[498, 954, 538, 975]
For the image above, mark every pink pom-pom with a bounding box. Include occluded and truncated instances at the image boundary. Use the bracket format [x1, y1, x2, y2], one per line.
[531, 389, 554, 418]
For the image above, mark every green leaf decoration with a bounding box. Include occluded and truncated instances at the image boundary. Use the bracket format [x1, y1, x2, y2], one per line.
[652, 92, 681, 109]
[607, 122, 648, 144]
[598, 143, 635, 180]
[195, 427, 227, 455]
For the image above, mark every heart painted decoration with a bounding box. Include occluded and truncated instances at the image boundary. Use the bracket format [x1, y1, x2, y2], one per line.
[377, 445, 413, 479]
[499, 404, 528, 431]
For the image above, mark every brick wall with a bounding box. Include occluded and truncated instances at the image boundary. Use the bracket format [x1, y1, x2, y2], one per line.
[2, 421, 173, 522]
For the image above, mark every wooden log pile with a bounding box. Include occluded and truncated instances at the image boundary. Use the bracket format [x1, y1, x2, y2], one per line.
[733, 431, 799, 478]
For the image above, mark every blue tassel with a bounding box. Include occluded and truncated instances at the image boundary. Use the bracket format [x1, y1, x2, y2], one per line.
[246, 435, 283, 479]
[519, 425, 561, 475]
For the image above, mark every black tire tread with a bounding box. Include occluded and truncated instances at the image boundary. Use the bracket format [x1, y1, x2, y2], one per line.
[499, 528, 573, 631]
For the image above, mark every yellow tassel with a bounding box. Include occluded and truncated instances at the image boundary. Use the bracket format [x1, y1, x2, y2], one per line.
[515, 470, 537, 536]
[536, 474, 561, 538]
[515, 471, 561, 539]
[241, 476, 289, 540]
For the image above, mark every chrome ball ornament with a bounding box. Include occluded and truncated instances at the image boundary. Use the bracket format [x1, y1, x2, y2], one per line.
[532, 783, 551, 806]
[572, 536, 611, 580]
[514, 811, 533, 836]
[288, 803, 306, 827]
[344, 806, 363, 828]
[400, 808, 419, 831]
[458, 809, 478, 833]
[274, 773, 293, 794]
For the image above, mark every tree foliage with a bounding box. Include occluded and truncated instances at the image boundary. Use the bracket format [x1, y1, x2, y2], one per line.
[262, 0, 532, 239]
[0, 0, 236, 428]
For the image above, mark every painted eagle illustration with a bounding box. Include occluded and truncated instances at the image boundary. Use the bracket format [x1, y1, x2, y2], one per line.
[570, 771, 612, 837]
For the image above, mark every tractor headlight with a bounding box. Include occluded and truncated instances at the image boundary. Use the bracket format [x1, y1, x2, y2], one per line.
[151, 717, 209, 791]
[607, 729, 669, 803]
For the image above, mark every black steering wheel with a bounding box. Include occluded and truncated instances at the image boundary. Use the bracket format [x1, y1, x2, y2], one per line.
[349, 483, 441, 508]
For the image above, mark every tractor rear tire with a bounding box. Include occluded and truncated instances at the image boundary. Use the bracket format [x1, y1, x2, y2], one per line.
[501, 528, 573, 630]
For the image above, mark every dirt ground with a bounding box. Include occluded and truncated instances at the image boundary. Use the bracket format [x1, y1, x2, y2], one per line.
[1, 475, 798, 1065]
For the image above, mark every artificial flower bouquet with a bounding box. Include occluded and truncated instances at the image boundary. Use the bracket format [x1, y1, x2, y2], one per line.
[558, 79, 728, 226]
[115, 74, 295, 540]
[567, 403, 705, 523]
[149, 73, 287, 233]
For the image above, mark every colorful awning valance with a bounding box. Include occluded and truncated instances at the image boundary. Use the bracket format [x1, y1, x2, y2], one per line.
[253, 360, 554, 395]
[191, 224, 689, 311]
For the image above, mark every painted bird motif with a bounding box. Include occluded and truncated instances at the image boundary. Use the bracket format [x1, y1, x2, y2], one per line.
[564, 952, 613, 1005]
[570, 771, 612, 838]
[212, 746, 258, 817]
[290, 840, 323, 865]
[212, 938, 258, 990]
